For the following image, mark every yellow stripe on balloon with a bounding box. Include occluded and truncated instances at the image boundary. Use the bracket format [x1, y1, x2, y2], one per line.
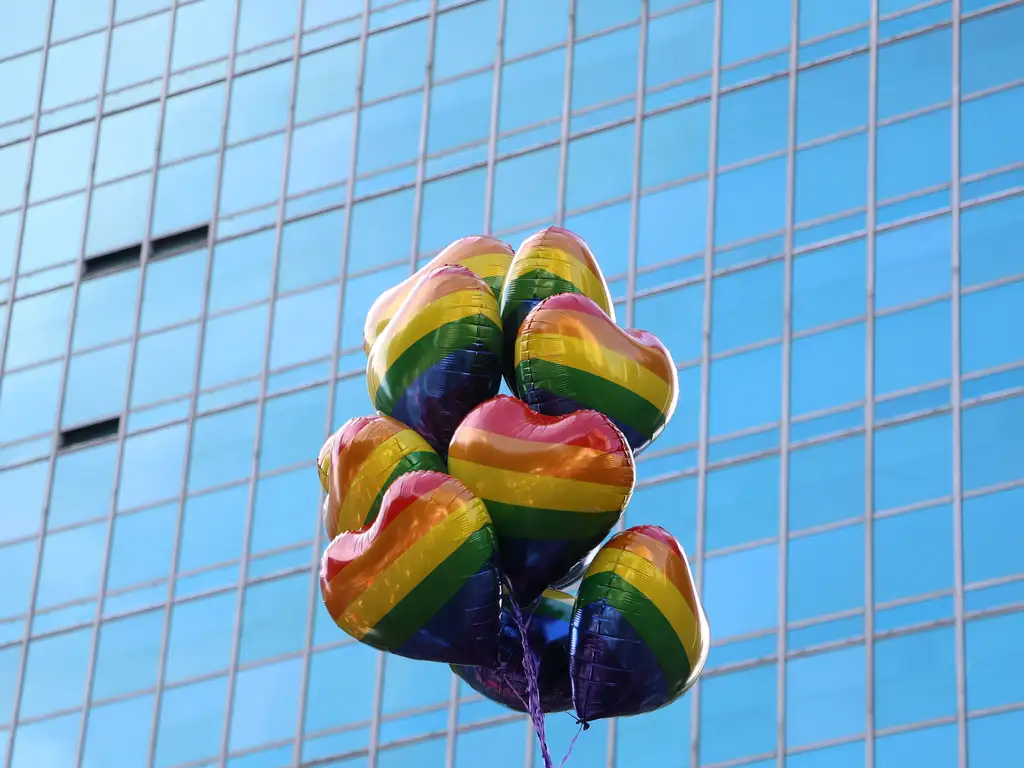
[515, 333, 672, 410]
[447, 457, 626, 513]
[337, 429, 427, 529]
[459, 253, 512, 282]
[508, 247, 614, 316]
[588, 547, 706, 664]
[338, 496, 491, 639]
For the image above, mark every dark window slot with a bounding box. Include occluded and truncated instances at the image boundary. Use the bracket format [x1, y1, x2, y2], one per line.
[150, 224, 210, 260]
[59, 417, 121, 451]
[82, 245, 142, 279]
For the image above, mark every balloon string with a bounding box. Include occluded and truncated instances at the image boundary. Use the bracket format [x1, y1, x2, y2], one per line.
[506, 595, 556, 768]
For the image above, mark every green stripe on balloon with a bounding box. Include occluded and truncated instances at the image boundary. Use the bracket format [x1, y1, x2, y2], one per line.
[482, 499, 622, 540]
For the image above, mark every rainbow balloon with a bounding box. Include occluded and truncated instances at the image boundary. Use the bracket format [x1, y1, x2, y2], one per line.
[570, 526, 710, 722]
[317, 415, 446, 539]
[499, 227, 615, 390]
[363, 236, 514, 354]
[448, 395, 635, 605]
[451, 589, 574, 714]
[320, 471, 501, 666]
[515, 292, 678, 455]
[366, 265, 503, 456]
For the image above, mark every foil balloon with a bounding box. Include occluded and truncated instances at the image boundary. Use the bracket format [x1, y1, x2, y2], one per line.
[366, 265, 503, 457]
[451, 589, 574, 714]
[320, 471, 501, 666]
[317, 415, 446, 539]
[570, 526, 710, 722]
[499, 227, 615, 391]
[515, 292, 678, 455]
[448, 395, 635, 605]
[363, 236, 514, 354]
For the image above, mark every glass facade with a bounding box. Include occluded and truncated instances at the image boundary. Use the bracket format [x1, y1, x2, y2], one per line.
[0, 0, 1022, 766]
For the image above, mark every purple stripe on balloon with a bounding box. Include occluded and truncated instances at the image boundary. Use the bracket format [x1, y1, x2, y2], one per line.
[499, 537, 587, 607]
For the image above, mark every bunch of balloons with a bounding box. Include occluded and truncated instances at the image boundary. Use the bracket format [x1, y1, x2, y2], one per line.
[316, 228, 711, 761]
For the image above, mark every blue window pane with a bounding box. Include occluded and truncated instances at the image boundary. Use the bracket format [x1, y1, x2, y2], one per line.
[107, 13, 171, 91]
[874, 300, 951, 396]
[229, 657, 303, 752]
[342, 265, 408, 350]
[962, 394, 1024, 492]
[171, 0, 234, 71]
[0, 362, 62, 442]
[641, 101, 710, 188]
[627, 477, 697, 555]
[709, 344, 782, 436]
[789, 435, 865, 532]
[633, 286, 703, 369]
[704, 544, 778, 639]
[796, 53, 869, 145]
[873, 414, 953, 512]
[179, 484, 248, 572]
[86, 174, 152, 256]
[876, 216, 950, 311]
[155, 676, 229, 768]
[876, 109, 951, 202]
[707, 455, 779, 551]
[968, 710, 1024, 767]
[107, 503, 177, 592]
[5, 287, 73, 369]
[418, 169, 486, 254]
[117, 0, 172, 22]
[571, 26, 639, 112]
[140, 248, 208, 333]
[259, 386, 328, 473]
[427, 71, 491, 155]
[503, 0, 567, 60]
[269, 284, 340, 369]
[199, 304, 270, 388]
[961, 4, 1024, 95]
[492, 147, 560, 232]
[962, 277, 1024, 375]
[0, 53, 42, 130]
[711, 261, 784, 353]
[93, 610, 164, 700]
[0, 540, 37, 620]
[714, 157, 787, 247]
[700, 663, 776, 765]
[786, 645, 865, 748]
[874, 503, 954, 603]
[616, 695, 689, 767]
[41, 33, 105, 111]
[799, 0, 869, 41]
[166, 593, 236, 683]
[220, 133, 286, 215]
[794, 133, 867, 224]
[49, 441, 118, 528]
[719, 78, 788, 167]
[294, 42, 360, 124]
[152, 154, 218, 236]
[0, 461, 47, 543]
[132, 324, 199, 408]
[434, 0, 497, 80]
[791, 323, 866, 417]
[62, 343, 130, 427]
[73, 268, 140, 350]
[722, 0, 790, 65]
[637, 180, 708, 265]
[305, 643, 378, 732]
[348, 188, 414, 273]
[565, 124, 633, 211]
[380, 739, 446, 768]
[0, 142, 29, 212]
[455, 720, 526, 768]
[497, 50, 564, 133]
[963, 486, 1024, 586]
[875, 627, 957, 729]
[19, 194, 86, 273]
[564, 200, 631, 280]
[787, 741, 865, 768]
[877, 723, 957, 768]
[228, 62, 293, 144]
[279, 209, 345, 293]
[237, 0, 298, 50]
[239, 573, 310, 664]
[357, 91, 422, 174]
[287, 114, 353, 198]
[10, 713, 81, 768]
[118, 423, 189, 510]
[251, 467, 318, 554]
[364, 21, 427, 102]
[960, 193, 1023, 289]
[965, 610, 1024, 711]
[877, 28, 952, 120]
[208, 229, 276, 313]
[37, 521, 106, 609]
[161, 83, 227, 164]
[83, 694, 155, 768]
[20, 627, 92, 719]
[188, 404, 258, 493]
[646, 2, 715, 89]
[788, 524, 864, 622]
[0, 2, 49, 57]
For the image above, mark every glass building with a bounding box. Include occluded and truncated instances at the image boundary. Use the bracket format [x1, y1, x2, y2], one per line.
[0, 0, 1022, 766]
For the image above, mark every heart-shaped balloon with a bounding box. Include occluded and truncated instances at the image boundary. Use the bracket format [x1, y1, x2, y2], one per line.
[448, 395, 635, 605]
[317, 415, 446, 539]
[499, 227, 615, 391]
[367, 265, 503, 456]
[451, 589, 574, 714]
[363, 236, 514, 354]
[320, 471, 501, 666]
[570, 525, 710, 722]
[515, 292, 678, 455]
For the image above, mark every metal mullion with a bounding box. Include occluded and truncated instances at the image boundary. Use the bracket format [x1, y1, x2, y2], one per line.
[3, 2, 113, 763]
[949, 2, 968, 766]
[776, 2, 799, 763]
[481, 0, 507, 234]
[607, 1, 649, 764]
[71, 1, 184, 763]
[216, 2, 308, 764]
[864, 3, 880, 768]
[553, 0, 577, 227]
[290, 1, 373, 766]
[691, 2, 723, 767]
[407, 0, 439, 279]
[144, 2, 245, 765]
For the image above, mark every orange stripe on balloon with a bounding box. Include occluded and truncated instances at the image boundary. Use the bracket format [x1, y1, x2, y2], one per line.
[461, 396, 626, 453]
[603, 530, 698, 617]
